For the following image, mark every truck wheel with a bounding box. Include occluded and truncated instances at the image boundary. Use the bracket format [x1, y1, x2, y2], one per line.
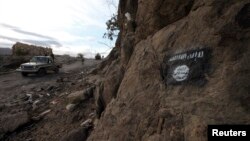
[54, 68, 59, 74]
[22, 72, 28, 77]
[37, 68, 46, 76]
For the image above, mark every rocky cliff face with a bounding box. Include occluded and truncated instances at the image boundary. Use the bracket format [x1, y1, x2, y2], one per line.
[88, 0, 250, 140]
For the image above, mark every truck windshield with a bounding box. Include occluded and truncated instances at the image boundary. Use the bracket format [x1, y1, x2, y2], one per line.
[30, 57, 48, 63]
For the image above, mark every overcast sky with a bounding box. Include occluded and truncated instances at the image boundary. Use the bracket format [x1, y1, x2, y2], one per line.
[0, 0, 118, 57]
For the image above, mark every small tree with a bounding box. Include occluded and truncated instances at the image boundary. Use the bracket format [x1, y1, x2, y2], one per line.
[103, 14, 119, 41]
[77, 53, 83, 59]
[95, 53, 101, 60]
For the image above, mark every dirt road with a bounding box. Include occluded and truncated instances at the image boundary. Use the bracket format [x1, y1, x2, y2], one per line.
[0, 59, 98, 103]
[0, 59, 100, 141]
[0, 69, 57, 104]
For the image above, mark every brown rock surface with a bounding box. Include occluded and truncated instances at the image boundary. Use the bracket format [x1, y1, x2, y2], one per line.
[67, 90, 86, 104]
[60, 127, 88, 141]
[0, 112, 30, 134]
[88, 0, 250, 141]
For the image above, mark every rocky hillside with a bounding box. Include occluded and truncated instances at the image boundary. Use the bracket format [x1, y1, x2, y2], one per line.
[12, 42, 52, 56]
[87, 0, 250, 141]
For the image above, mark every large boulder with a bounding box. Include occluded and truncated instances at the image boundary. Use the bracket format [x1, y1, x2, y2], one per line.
[67, 87, 95, 104]
[67, 90, 86, 104]
[0, 112, 30, 136]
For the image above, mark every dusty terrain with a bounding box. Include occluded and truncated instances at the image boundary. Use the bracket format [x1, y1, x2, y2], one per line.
[0, 58, 101, 141]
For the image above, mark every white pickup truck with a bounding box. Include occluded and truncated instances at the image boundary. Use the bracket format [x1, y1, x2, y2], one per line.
[17, 56, 62, 76]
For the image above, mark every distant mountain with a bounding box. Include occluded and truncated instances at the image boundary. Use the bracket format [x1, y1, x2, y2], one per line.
[0, 48, 12, 55]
